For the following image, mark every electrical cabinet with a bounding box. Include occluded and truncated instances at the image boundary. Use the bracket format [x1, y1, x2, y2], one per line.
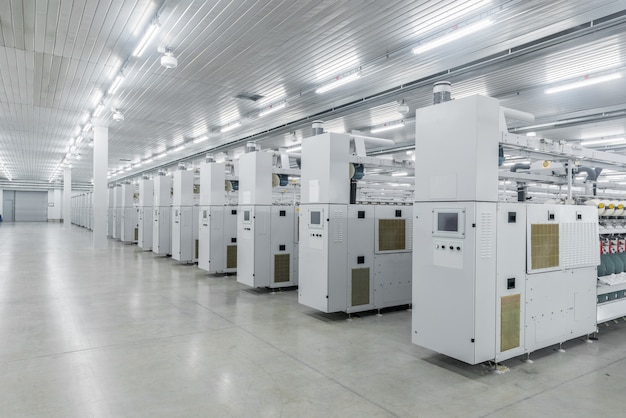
[138, 179, 153, 250]
[299, 204, 412, 313]
[152, 175, 172, 256]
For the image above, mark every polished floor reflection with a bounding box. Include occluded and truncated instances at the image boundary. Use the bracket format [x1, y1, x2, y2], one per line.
[1, 222, 625, 417]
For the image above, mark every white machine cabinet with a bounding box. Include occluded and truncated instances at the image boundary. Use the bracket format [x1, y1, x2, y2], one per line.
[113, 185, 122, 239]
[107, 187, 114, 237]
[298, 132, 413, 314]
[198, 161, 238, 274]
[152, 174, 172, 256]
[171, 169, 199, 263]
[236, 151, 298, 288]
[120, 183, 137, 243]
[138, 178, 154, 250]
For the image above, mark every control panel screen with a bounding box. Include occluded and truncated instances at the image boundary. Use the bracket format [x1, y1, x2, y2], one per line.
[432, 208, 465, 238]
[437, 212, 458, 232]
[243, 210, 251, 222]
[310, 211, 321, 225]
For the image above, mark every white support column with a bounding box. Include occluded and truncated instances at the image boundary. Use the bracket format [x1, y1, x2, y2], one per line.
[92, 120, 109, 249]
[63, 167, 72, 227]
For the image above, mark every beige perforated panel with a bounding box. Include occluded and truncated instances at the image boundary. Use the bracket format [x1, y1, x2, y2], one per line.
[531, 224, 559, 269]
[501, 294, 521, 352]
[351, 268, 370, 307]
[378, 219, 406, 251]
[226, 245, 237, 269]
[274, 254, 290, 283]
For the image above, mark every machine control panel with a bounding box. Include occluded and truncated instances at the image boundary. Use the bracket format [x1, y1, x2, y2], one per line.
[433, 239, 464, 269]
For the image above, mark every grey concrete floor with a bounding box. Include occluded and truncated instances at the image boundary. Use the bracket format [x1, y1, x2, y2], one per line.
[1, 222, 625, 417]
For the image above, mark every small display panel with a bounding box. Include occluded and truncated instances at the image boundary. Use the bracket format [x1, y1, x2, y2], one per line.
[432, 208, 465, 238]
[437, 212, 458, 232]
[310, 211, 321, 225]
[243, 210, 250, 222]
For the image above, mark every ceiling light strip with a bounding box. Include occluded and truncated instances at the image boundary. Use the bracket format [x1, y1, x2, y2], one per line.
[413, 18, 493, 54]
[370, 120, 405, 134]
[545, 72, 622, 94]
[132, 21, 160, 57]
[316, 71, 361, 94]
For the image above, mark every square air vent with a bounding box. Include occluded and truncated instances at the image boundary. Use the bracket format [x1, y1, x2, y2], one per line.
[234, 92, 264, 102]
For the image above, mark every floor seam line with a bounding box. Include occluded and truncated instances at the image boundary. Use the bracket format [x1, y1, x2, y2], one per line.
[482, 352, 626, 417]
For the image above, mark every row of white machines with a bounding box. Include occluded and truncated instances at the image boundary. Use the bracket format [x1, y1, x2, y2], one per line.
[102, 139, 415, 316]
[72, 192, 93, 229]
[108, 183, 139, 243]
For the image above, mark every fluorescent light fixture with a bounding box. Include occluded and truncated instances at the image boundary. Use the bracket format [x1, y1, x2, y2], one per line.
[286, 145, 302, 153]
[370, 121, 405, 134]
[259, 102, 287, 118]
[143, 158, 154, 164]
[93, 103, 106, 117]
[545, 73, 621, 94]
[316, 72, 361, 94]
[132, 164, 141, 168]
[70, 145, 77, 153]
[83, 123, 92, 132]
[581, 137, 625, 146]
[221, 122, 242, 133]
[526, 132, 537, 137]
[108, 74, 125, 95]
[132, 22, 160, 57]
[413, 18, 493, 54]
[75, 136, 83, 144]
[155, 152, 168, 159]
[125, 167, 132, 172]
[91, 89, 104, 106]
[193, 135, 209, 144]
[391, 172, 408, 177]
[173, 145, 186, 152]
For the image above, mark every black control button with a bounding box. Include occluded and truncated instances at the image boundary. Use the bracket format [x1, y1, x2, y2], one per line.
[449, 246, 453, 250]
[456, 247, 461, 251]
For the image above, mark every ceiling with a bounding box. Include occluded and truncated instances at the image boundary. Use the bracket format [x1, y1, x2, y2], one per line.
[1, 0, 626, 187]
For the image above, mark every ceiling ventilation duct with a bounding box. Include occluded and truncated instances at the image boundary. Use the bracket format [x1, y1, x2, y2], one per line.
[234, 92, 264, 102]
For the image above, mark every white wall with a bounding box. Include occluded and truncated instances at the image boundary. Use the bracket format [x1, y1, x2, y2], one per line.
[0, 188, 3, 219]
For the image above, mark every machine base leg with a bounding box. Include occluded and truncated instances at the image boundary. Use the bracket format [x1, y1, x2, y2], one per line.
[524, 353, 533, 364]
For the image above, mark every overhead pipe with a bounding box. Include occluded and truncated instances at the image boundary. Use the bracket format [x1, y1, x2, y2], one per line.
[349, 133, 395, 146]
[575, 166, 598, 181]
[509, 163, 531, 172]
[501, 106, 536, 123]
